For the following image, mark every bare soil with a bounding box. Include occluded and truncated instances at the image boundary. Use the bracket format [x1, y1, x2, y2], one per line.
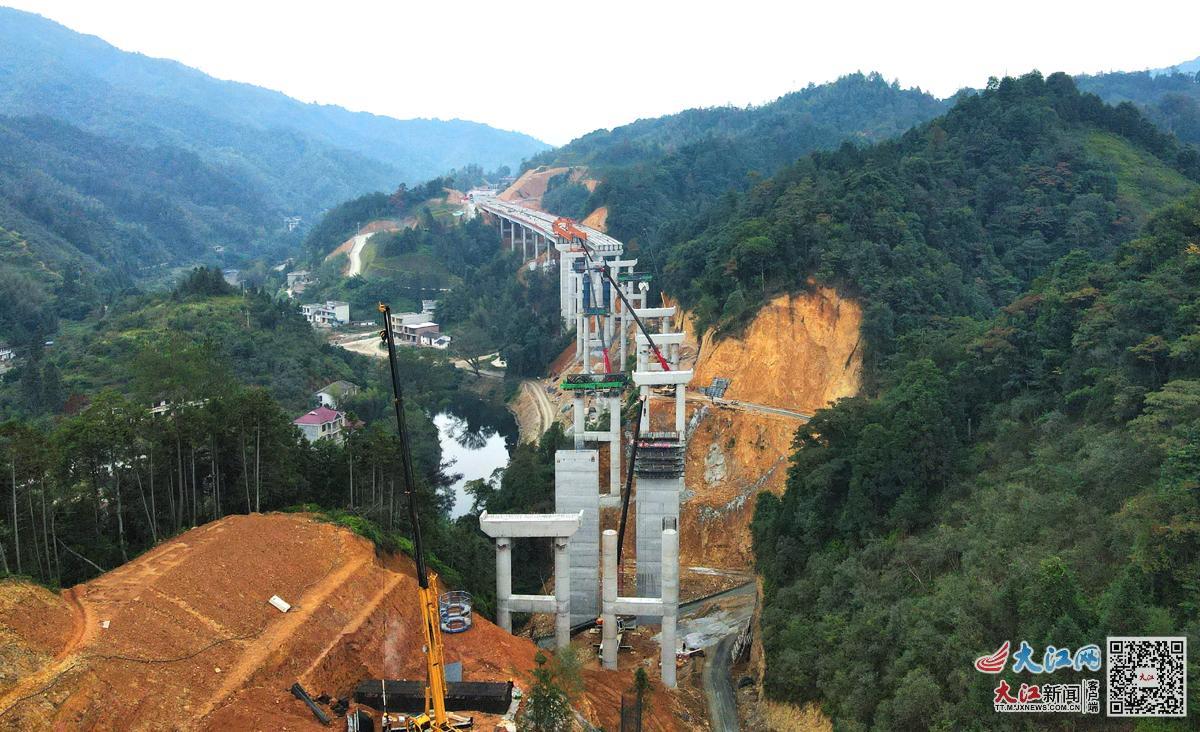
[692, 288, 862, 414]
[497, 167, 569, 211]
[0, 513, 677, 730]
[582, 206, 608, 232]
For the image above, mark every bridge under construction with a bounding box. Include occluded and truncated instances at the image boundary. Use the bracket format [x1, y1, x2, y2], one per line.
[473, 193, 692, 688]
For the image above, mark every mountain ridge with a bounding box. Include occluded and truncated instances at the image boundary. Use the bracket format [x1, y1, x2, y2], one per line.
[0, 6, 550, 214]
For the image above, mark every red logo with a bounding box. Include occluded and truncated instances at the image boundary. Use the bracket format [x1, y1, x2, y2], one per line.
[975, 641, 1011, 673]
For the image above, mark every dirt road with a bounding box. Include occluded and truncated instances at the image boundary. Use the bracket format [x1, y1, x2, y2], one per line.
[346, 232, 374, 277]
[686, 391, 811, 421]
[337, 334, 386, 360]
[522, 379, 556, 436]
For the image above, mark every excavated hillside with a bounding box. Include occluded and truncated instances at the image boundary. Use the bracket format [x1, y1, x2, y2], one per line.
[499, 167, 597, 213]
[581, 206, 608, 232]
[691, 288, 862, 414]
[679, 288, 862, 570]
[0, 513, 677, 731]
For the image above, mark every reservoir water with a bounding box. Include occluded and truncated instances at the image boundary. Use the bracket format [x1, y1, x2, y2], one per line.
[434, 400, 515, 518]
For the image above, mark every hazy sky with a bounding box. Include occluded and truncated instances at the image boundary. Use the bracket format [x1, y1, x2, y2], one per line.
[6, 0, 1200, 145]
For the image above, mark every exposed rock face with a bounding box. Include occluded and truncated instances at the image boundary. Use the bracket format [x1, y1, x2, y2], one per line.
[692, 288, 862, 414]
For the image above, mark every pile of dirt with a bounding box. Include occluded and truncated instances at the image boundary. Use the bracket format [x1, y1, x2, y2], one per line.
[691, 288, 862, 414]
[0, 513, 670, 730]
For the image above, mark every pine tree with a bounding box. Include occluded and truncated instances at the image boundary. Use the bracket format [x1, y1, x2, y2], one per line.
[518, 651, 572, 732]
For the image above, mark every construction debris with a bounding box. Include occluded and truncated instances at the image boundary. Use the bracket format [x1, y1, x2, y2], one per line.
[290, 682, 332, 726]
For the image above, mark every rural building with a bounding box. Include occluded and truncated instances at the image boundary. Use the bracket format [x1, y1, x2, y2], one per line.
[315, 380, 359, 409]
[301, 300, 350, 326]
[293, 406, 345, 443]
[399, 321, 439, 345]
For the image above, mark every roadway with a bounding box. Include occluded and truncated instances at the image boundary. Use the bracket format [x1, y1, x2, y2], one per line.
[335, 334, 505, 379]
[345, 232, 374, 277]
[705, 634, 739, 731]
[685, 391, 812, 421]
[521, 379, 557, 437]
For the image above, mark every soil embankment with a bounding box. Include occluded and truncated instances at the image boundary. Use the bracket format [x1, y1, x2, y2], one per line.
[0, 513, 676, 731]
[499, 167, 597, 214]
[582, 206, 608, 231]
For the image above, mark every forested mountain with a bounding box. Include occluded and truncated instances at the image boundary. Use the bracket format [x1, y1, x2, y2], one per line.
[0, 7, 549, 215]
[527, 72, 948, 254]
[1156, 54, 1200, 76]
[0, 113, 293, 349]
[740, 74, 1200, 726]
[1077, 69, 1200, 145]
[665, 73, 1198, 378]
[0, 267, 502, 612]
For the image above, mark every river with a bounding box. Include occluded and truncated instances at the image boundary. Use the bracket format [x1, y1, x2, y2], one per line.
[434, 397, 517, 518]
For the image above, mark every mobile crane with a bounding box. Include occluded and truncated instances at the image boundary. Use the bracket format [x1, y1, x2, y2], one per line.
[377, 303, 468, 732]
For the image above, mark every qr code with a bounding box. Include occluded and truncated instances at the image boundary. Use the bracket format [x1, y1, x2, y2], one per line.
[1107, 637, 1187, 717]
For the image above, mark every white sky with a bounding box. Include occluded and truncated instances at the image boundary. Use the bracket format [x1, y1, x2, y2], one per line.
[5, 0, 1200, 145]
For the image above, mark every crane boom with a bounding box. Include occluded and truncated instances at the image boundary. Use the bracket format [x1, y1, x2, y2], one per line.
[378, 303, 455, 731]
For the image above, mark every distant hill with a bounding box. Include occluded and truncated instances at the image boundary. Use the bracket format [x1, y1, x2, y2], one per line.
[1077, 69, 1200, 145]
[0, 112, 300, 347]
[1154, 54, 1200, 76]
[0, 7, 549, 216]
[525, 72, 949, 253]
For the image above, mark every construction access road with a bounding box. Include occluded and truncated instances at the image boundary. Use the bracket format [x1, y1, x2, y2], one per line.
[345, 232, 375, 277]
[685, 391, 812, 421]
[522, 379, 557, 437]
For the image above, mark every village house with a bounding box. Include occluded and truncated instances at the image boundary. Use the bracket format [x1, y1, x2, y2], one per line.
[293, 405, 345, 443]
[315, 380, 359, 409]
[301, 300, 350, 327]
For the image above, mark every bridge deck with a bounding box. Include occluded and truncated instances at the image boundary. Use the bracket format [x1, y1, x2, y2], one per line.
[477, 197, 623, 255]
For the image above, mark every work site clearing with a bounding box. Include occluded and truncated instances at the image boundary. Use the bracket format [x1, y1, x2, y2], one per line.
[0, 513, 680, 731]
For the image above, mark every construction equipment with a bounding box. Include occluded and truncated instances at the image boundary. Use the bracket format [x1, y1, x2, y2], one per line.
[377, 303, 470, 732]
[615, 397, 644, 569]
[552, 216, 589, 244]
[555, 215, 671, 372]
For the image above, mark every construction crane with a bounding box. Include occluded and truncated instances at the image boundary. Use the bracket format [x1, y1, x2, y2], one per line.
[377, 303, 466, 732]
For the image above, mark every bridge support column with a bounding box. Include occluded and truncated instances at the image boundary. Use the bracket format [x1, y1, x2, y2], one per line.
[495, 537, 512, 633]
[522, 226, 528, 260]
[573, 393, 585, 449]
[554, 536, 571, 649]
[609, 394, 621, 494]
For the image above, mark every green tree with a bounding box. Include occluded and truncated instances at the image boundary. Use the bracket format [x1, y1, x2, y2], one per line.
[517, 651, 573, 732]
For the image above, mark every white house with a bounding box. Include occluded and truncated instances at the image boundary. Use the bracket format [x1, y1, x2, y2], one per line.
[315, 380, 359, 409]
[301, 301, 350, 326]
[293, 406, 346, 443]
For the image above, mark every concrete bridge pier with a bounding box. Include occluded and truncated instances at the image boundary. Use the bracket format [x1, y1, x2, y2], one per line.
[600, 527, 679, 687]
[479, 512, 583, 650]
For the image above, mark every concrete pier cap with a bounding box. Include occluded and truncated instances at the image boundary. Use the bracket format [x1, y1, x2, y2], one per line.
[479, 511, 583, 538]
